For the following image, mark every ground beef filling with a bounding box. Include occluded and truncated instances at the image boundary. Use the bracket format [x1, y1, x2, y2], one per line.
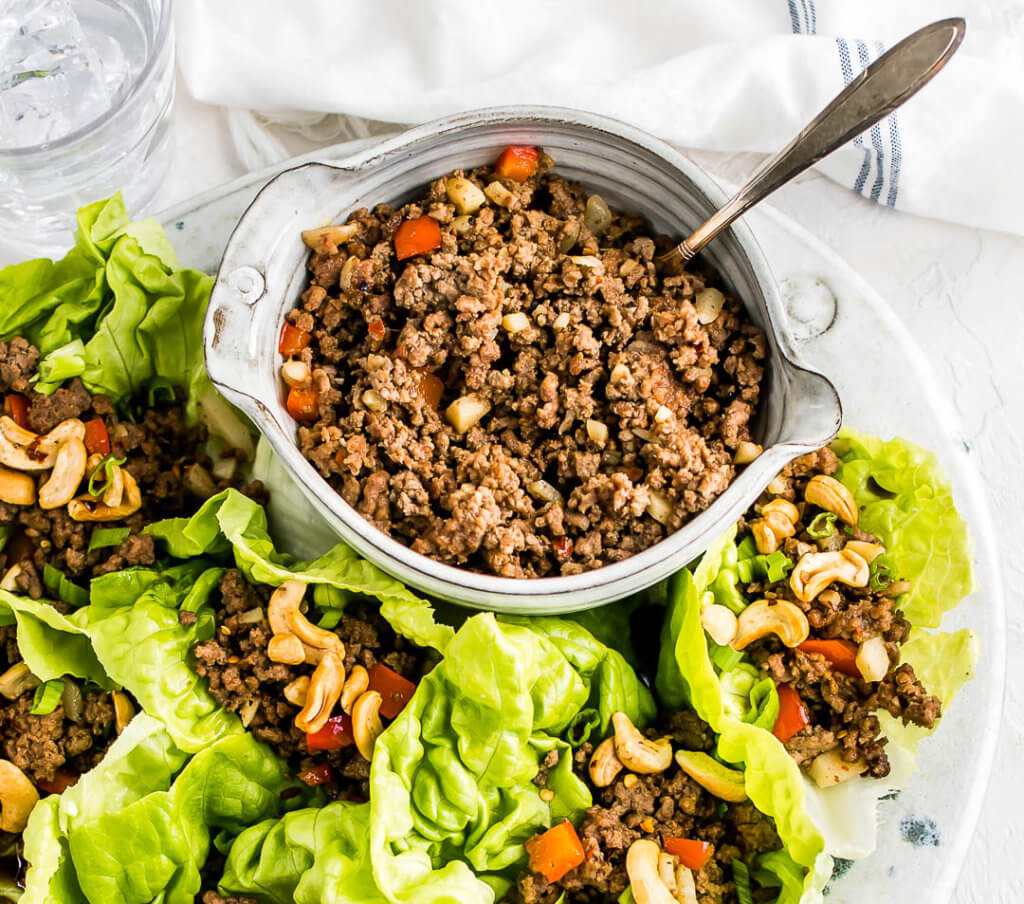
[511, 711, 781, 904]
[742, 450, 941, 778]
[290, 158, 766, 578]
[192, 569, 433, 801]
[0, 339, 265, 594]
[0, 626, 115, 786]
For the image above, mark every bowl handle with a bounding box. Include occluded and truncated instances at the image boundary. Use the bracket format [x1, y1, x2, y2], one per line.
[203, 161, 355, 420]
[779, 363, 843, 450]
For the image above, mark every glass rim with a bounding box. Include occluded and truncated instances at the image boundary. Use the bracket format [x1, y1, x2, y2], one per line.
[0, 0, 172, 159]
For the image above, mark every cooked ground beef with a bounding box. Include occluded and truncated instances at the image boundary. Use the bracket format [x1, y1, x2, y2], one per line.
[742, 450, 941, 778]
[0, 340, 265, 594]
[192, 569, 434, 801]
[288, 153, 766, 578]
[511, 712, 781, 904]
[0, 624, 115, 785]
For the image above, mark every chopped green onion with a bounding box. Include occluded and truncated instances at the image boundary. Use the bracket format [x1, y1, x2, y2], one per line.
[0, 525, 11, 554]
[87, 527, 131, 552]
[30, 679, 64, 715]
[736, 558, 755, 584]
[42, 563, 89, 608]
[737, 534, 758, 560]
[869, 560, 894, 591]
[757, 550, 794, 583]
[732, 860, 755, 904]
[806, 511, 837, 539]
[567, 707, 602, 746]
[710, 640, 746, 672]
[317, 609, 343, 631]
[146, 377, 177, 407]
[87, 453, 127, 497]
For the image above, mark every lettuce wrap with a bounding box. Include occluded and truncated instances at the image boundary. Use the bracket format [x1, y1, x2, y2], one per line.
[656, 431, 978, 862]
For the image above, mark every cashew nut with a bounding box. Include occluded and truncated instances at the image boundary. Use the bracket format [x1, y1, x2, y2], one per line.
[855, 636, 890, 682]
[626, 839, 678, 904]
[588, 736, 624, 788]
[751, 498, 799, 554]
[658, 852, 678, 894]
[112, 690, 135, 735]
[283, 675, 310, 707]
[301, 223, 359, 251]
[0, 465, 35, 506]
[83, 452, 126, 509]
[804, 474, 858, 525]
[267, 633, 306, 665]
[790, 549, 870, 603]
[0, 759, 39, 833]
[0, 416, 38, 448]
[674, 865, 698, 904]
[0, 564, 21, 592]
[673, 750, 747, 802]
[38, 436, 87, 510]
[67, 469, 142, 521]
[807, 749, 867, 788]
[267, 580, 345, 655]
[731, 598, 809, 650]
[352, 689, 383, 761]
[701, 603, 738, 646]
[340, 664, 369, 715]
[612, 712, 673, 774]
[0, 424, 53, 471]
[0, 662, 40, 699]
[844, 540, 884, 563]
[295, 649, 345, 735]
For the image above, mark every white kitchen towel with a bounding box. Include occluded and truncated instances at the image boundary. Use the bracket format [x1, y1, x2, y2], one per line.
[175, 0, 1024, 236]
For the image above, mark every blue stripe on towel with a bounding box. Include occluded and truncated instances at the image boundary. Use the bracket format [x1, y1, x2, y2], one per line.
[787, 0, 803, 33]
[806, 0, 817, 34]
[835, 38, 874, 195]
[856, 40, 887, 202]
[874, 39, 903, 208]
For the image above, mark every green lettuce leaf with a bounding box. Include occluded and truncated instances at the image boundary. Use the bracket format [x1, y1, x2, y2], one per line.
[832, 429, 974, 628]
[23, 714, 301, 904]
[70, 565, 239, 753]
[0, 193, 213, 421]
[144, 488, 453, 654]
[21, 712, 189, 904]
[0, 590, 111, 688]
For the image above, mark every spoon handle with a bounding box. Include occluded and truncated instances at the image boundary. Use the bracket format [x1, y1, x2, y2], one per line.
[666, 17, 965, 266]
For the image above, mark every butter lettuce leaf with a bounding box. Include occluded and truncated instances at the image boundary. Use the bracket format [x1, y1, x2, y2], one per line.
[145, 488, 453, 654]
[832, 430, 974, 628]
[0, 589, 111, 688]
[0, 193, 214, 420]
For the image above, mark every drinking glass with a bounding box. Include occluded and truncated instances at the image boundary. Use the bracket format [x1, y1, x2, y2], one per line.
[0, 0, 174, 253]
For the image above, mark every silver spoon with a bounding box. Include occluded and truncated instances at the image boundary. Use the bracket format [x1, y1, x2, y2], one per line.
[660, 17, 966, 269]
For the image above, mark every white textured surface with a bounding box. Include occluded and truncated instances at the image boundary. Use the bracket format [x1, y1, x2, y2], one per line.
[2, 78, 1021, 898]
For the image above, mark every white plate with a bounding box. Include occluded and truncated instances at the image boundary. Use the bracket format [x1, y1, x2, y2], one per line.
[157, 138, 1004, 904]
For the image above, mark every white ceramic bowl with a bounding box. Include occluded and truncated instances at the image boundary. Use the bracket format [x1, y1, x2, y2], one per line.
[204, 106, 841, 613]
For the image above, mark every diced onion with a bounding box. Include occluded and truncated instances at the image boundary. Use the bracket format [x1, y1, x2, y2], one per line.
[527, 480, 564, 505]
[583, 195, 613, 235]
[502, 312, 530, 333]
[445, 395, 491, 434]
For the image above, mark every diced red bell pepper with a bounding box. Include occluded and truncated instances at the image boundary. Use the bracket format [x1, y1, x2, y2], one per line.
[798, 639, 860, 678]
[297, 762, 335, 786]
[495, 146, 539, 182]
[525, 820, 586, 883]
[286, 387, 319, 422]
[772, 684, 810, 743]
[553, 536, 573, 558]
[663, 837, 713, 871]
[367, 319, 386, 340]
[35, 769, 80, 795]
[83, 418, 110, 456]
[394, 216, 442, 261]
[414, 370, 444, 410]
[368, 663, 417, 720]
[305, 714, 355, 751]
[6, 393, 29, 428]
[279, 322, 312, 356]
